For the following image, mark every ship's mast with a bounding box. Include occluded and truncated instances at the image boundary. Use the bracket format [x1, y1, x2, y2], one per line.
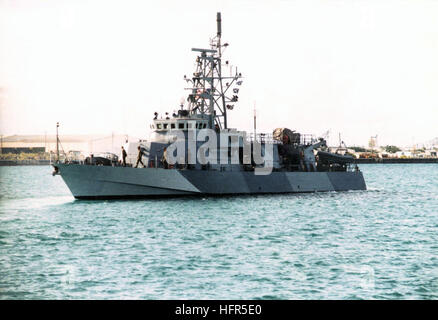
[216, 12, 227, 129]
[184, 12, 243, 130]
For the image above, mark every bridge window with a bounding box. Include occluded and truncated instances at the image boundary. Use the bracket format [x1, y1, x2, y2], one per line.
[178, 123, 185, 129]
[171, 123, 175, 129]
[157, 124, 162, 129]
[164, 123, 168, 129]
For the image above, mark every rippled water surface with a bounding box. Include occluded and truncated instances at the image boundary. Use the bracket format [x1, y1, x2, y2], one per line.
[0, 164, 437, 299]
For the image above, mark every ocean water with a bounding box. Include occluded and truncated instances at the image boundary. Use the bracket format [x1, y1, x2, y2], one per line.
[0, 164, 437, 300]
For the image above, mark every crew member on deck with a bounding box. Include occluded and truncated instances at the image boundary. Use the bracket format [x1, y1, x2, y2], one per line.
[135, 146, 145, 168]
[162, 147, 168, 169]
[121, 146, 127, 167]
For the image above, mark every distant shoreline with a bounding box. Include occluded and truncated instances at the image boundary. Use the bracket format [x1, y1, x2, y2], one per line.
[354, 158, 438, 164]
[0, 159, 437, 166]
[0, 160, 51, 166]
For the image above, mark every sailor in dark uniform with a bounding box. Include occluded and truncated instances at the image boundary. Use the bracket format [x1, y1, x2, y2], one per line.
[121, 146, 127, 167]
[162, 147, 168, 169]
[135, 146, 145, 168]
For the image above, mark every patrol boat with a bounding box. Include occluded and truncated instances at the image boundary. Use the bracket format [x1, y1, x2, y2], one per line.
[52, 13, 366, 199]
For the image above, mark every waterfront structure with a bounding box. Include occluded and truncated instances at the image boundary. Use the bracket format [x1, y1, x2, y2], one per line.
[1, 134, 130, 155]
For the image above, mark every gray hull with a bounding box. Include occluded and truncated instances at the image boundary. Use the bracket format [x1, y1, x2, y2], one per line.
[55, 164, 366, 199]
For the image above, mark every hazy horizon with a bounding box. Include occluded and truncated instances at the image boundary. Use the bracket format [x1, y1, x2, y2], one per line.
[1, 0, 437, 148]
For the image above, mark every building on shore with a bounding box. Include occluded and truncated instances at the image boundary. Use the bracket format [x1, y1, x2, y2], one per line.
[328, 145, 438, 159]
[0, 134, 137, 156]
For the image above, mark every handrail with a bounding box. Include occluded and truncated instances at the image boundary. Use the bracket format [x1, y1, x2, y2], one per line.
[248, 132, 318, 145]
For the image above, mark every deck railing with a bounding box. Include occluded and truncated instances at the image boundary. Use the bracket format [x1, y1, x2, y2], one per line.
[248, 133, 318, 145]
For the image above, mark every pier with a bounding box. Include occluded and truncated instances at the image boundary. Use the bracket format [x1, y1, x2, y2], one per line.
[355, 158, 438, 164]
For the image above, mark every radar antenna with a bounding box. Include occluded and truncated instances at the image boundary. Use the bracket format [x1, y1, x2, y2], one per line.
[184, 12, 243, 129]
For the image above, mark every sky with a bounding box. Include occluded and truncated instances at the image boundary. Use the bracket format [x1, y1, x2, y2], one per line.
[1, 0, 437, 147]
